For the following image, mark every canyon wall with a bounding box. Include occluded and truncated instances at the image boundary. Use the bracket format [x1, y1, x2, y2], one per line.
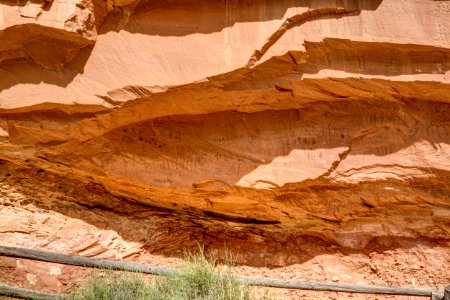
[1, 0, 449, 107]
[0, 0, 449, 296]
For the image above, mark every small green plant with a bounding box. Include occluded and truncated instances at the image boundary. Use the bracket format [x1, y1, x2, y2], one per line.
[71, 251, 269, 300]
[70, 271, 148, 300]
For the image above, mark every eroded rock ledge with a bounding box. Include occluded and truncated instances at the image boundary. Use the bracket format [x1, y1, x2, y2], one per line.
[0, 0, 449, 295]
[0, 79, 448, 263]
[0, 36, 449, 260]
[0, 0, 110, 67]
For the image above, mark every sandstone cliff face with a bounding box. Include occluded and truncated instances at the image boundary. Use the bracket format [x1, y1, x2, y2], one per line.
[1, 0, 450, 106]
[0, 0, 449, 296]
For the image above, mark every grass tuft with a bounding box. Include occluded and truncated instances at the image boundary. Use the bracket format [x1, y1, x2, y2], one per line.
[72, 271, 148, 300]
[70, 251, 269, 300]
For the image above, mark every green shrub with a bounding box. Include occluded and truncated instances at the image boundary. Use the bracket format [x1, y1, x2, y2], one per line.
[71, 271, 148, 300]
[71, 252, 268, 300]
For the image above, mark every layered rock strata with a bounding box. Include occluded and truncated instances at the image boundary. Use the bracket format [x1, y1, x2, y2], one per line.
[0, 0, 449, 295]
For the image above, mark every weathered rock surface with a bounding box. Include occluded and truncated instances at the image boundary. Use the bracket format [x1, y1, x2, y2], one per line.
[0, 0, 449, 296]
[1, 0, 449, 107]
[0, 0, 108, 69]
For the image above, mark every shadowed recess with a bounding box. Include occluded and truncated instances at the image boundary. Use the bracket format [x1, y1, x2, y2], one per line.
[39, 99, 450, 190]
[101, 0, 383, 36]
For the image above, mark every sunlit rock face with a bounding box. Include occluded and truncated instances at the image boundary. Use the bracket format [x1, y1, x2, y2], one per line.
[1, 0, 449, 107]
[0, 0, 449, 292]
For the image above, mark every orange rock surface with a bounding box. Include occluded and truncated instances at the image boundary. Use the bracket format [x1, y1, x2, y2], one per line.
[0, 0, 449, 298]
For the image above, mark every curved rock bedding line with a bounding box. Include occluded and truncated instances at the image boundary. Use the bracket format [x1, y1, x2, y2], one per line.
[0, 158, 448, 265]
[4, 38, 450, 147]
[245, 8, 360, 67]
[0, 0, 449, 296]
[0, 45, 449, 258]
[40, 99, 448, 190]
[1, 0, 449, 108]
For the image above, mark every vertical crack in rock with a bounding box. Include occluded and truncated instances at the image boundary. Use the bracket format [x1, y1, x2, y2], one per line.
[319, 147, 352, 179]
[319, 127, 381, 179]
[246, 8, 360, 67]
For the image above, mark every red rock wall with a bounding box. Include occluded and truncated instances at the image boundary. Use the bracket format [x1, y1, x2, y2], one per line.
[0, 0, 449, 296]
